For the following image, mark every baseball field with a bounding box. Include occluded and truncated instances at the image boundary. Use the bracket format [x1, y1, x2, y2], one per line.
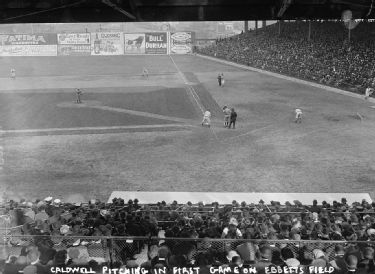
[1, 54, 375, 202]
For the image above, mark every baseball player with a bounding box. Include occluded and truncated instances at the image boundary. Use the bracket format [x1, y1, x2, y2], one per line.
[76, 88, 83, 104]
[10, 68, 16, 79]
[217, 74, 222, 86]
[365, 87, 374, 100]
[223, 106, 231, 127]
[295, 109, 302, 123]
[202, 109, 211, 127]
[142, 67, 149, 78]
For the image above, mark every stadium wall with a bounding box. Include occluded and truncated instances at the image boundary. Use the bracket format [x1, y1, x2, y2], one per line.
[0, 31, 194, 56]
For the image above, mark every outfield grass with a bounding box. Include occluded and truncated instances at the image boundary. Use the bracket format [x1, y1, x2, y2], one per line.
[0, 55, 177, 77]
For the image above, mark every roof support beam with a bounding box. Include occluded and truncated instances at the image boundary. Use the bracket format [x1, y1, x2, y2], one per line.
[277, 0, 292, 18]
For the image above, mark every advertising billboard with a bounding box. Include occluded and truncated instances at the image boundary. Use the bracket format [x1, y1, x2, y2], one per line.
[145, 32, 167, 54]
[91, 32, 124, 55]
[0, 34, 57, 56]
[0, 45, 57, 56]
[0, 34, 57, 45]
[170, 32, 194, 54]
[57, 33, 90, 45]
[57, 45, 91, 56]
[124, 33, 145, 54]
[57, 33, 91, 55]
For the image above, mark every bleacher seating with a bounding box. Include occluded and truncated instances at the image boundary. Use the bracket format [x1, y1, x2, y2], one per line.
[198, 21, 375, 95]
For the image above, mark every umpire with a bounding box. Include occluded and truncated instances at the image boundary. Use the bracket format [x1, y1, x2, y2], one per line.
[228, 108, 237, 129]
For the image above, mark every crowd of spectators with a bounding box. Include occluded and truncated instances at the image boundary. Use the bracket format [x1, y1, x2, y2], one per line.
[2, 196, 375, 273]
[197, 21, 375, 94]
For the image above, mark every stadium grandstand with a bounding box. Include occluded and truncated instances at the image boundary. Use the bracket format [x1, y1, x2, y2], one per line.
[198, 20, 375, 95]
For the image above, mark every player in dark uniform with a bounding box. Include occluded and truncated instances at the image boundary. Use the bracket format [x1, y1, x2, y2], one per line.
[228, 108, 237, 129]
[218, 73, 222, 86]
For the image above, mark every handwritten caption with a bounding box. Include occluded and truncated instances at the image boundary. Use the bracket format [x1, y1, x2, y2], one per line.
[50, 266, 335, 274]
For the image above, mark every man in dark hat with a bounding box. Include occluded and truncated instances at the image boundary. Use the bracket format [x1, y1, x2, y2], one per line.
[217, 73, 222, 86]
[329, 245, 346, 272]
[228, 108, 237, 129]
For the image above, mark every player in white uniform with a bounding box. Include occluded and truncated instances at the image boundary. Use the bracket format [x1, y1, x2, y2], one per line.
[295, 109, 302, 123]
[223, 106, 231, 127]
[364, 87, 374, 100]
[142, 67, 149, 78]
[76, 88, 83, 104]
[202, 109, 211, 127]
[10, 68, 16, 79]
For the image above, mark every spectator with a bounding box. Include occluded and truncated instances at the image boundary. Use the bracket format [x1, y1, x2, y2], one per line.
[330, 245, 347, 273]
[221, 218, 243, 239]
[311, 249, 328, 268]
[3, 256, 22, 274]
[35, 205, 49, 222]
[255, 245, 273, 271]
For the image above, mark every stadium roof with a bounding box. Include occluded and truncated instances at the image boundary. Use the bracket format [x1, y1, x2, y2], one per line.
[0, 0, 373, 23]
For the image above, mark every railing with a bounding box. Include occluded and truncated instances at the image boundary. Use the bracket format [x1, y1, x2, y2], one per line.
[2, 235, 375, 265]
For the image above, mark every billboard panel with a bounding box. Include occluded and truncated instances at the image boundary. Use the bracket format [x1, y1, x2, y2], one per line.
[124, 33, 145, 54]
[58, 33, 90, 45]
[91, 32, 124, 55]
[0, 34, 57, 45]
[0, 45, 57, 56]
[57, 45, 91, 56]
[170, 32, 194, 54]
[145, 32, 167, 54]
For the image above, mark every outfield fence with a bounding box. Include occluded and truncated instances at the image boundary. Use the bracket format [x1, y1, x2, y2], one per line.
[2, 235, 375, 265]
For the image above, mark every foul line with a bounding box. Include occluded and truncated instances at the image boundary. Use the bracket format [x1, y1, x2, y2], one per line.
[169, 55, 220, 141]
[169, 55, 204, 114]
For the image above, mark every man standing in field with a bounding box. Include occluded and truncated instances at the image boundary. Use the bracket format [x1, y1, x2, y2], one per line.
[228, 108, 237, 129]
[10, 68, 16, 79]
[202, 109, 211, 127]
[295, 109, 302, 123]
[142, 67, 149, 78]
[223, 106, 231, 127]
[76, 88, 83, 104]
[218, 73, 222, 86]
